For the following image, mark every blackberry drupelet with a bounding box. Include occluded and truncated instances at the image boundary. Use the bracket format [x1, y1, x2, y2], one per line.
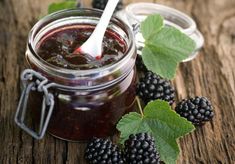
[124, 133, 160, 164]
[136, 54, 148, 73]
[175, 97, 214, 126]
[92, 0, 123, 11]
[137, 71, 175, 105]
[85, 138, 125, 164]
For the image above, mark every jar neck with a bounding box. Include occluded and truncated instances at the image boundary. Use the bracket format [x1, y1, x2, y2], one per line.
[26, 9, 136, 89]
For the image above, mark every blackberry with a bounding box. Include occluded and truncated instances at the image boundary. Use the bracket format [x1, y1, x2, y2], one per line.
[85, 138, 125, 164]
[76, 0, 82, 8]
[136, 54, 148, 73]
[137, 71, 175, 105]
[124, 133, 160, 164]
[92, 0, 123, 11]
[175, 97, 214, 126]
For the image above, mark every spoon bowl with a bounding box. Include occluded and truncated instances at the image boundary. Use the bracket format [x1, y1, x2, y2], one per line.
[73, 0, 120, 59]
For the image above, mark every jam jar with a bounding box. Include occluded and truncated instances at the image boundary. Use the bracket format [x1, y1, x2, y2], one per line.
[116, 2, 204, 62]
[15, 9, 137, 141]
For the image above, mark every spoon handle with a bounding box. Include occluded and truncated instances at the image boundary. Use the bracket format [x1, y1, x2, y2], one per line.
[78, 0, 120, 58]
[93, 0, 120, 42]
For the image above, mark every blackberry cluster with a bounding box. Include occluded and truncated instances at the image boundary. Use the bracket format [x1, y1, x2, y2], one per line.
[136, 55, 148, 73]
[92, 0, 123, 11]
[137, 71, 175, 105]
[85, 138, 125, 164]
[175, 97, 214, 126]
[124, 133, 160, 164]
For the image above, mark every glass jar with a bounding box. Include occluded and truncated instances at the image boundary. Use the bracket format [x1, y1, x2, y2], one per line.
[116, 2, 204, 62]
[15, 9, 137, 141]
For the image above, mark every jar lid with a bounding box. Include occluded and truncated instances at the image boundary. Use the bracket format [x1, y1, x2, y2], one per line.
[116, 2, 204, 62]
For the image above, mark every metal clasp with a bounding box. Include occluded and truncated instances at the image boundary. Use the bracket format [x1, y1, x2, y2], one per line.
[15, 69, 55, 140]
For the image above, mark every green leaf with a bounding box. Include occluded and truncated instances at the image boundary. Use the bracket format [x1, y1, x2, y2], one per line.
[140, 14, 196, 79]
[117, 112, 149, 144]
[148, 27, 196, 62]
[142, 27, 195, 79]
[48, 1, 77, 14]
[140, 14, 164, 40]
[142, 45, 178, 79]
[117, 100, 195, 164]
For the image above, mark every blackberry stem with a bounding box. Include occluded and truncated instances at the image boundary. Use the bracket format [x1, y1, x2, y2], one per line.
[136, 96, 144, 117]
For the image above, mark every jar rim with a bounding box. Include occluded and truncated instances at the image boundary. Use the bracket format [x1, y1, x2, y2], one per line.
[116, 2, 204, 62]
[125, 2, 196, 35]
[27, 8, 135, 77]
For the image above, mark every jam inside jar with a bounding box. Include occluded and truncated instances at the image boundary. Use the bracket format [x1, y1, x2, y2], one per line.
[21, 9, 137, 141]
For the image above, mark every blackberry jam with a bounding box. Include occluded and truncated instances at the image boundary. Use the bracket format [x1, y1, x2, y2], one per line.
[36, 26, 127, 70]
[16, 9, 137, 141]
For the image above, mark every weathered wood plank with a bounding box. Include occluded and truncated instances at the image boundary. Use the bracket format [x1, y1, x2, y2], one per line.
[0, 0, 234, 163]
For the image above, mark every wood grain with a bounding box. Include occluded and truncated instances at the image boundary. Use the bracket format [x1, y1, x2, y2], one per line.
[0, 0, 234, 163]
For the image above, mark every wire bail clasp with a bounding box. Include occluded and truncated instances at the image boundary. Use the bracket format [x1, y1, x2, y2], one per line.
[15, 69, 55, 139]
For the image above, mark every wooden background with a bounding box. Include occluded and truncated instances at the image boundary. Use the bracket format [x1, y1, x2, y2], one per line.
[0, 0, 235, 163]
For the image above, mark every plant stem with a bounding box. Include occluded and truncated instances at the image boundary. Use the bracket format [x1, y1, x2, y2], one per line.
[136, 96, 144, 117]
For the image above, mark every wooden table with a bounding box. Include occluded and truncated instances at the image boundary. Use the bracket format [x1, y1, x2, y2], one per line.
[0, 0, 235, 163]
